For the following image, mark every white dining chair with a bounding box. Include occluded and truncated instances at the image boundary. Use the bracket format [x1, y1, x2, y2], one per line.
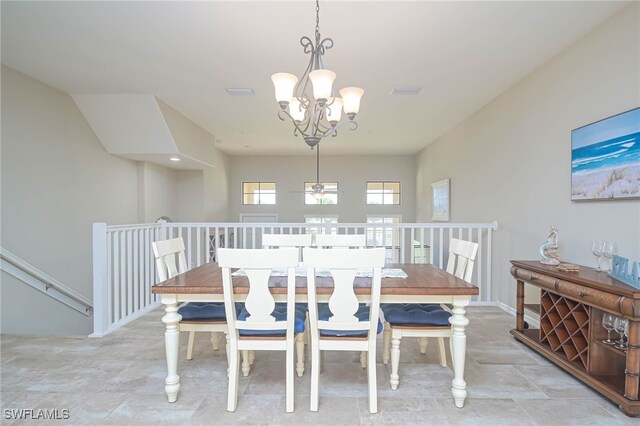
[152, 237, 228, 361]
[260, 233, 313, 377]
[315, 233, 366, 248]
[304, 247, 386, 414]
[263, 233, 313, 262]
[381, 237, 478, 390]
[313, 233, 370, 368]
[218, 247, 303, 413]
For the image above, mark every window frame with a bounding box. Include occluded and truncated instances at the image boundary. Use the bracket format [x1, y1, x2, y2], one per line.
[366, 215, 402, 262]
[366, 181, 401, 205]
[304, 215, 339, 236]
[241, 181, 277, 205]
[303, 181, 339, 205]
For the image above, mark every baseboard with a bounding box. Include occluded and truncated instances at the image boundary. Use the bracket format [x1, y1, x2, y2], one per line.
[89, 301, 161, 337]
[496, 300, 540, 328]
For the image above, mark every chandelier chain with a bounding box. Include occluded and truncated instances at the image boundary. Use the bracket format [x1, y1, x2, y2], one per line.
[315, 0, 320, 39]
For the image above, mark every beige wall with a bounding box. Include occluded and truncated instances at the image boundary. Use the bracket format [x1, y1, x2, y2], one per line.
[229, 155, 416, 223]
[1, 67, 231, 335]
[158, 100, 231, 222]
[1, 66, 140, 335]
[139, 162, 179, 223]
[415, 5, 640, 307]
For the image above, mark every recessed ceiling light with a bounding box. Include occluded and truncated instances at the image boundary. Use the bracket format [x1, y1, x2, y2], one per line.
[169, 157, 180, 162]
[391, 87, 422, 95]
[225, 88, 255, 96]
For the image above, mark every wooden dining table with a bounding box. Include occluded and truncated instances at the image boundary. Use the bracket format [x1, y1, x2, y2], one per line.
[152, 262, 479, 409]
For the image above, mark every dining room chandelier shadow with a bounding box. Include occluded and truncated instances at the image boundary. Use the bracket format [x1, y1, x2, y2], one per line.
[271, 0, 364, 149]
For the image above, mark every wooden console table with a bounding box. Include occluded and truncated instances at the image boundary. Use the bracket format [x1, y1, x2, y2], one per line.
[510, 260, 640, 417]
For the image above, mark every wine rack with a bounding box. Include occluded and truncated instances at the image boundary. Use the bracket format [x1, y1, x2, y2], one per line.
[539, 290, 590, 369]
[512, 260, 640, 416]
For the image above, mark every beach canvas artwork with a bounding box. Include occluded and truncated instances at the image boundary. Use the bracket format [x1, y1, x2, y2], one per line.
[571, 108, 640, 200]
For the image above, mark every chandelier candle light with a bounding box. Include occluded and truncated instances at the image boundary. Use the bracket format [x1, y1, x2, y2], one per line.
[271, 0, 364, 149]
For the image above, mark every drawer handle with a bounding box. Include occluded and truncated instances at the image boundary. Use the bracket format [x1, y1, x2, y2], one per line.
[578, 291, 587, 298]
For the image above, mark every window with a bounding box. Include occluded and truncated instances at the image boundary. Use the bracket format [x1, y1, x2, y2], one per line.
[304, 182, 338, 205]
[366, 181, 400, 205]
[242, 182, 276, 205]
[305, 215, 339, 236]
[367, 216, 401, 263]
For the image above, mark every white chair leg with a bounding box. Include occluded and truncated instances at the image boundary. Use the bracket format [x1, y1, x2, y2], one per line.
[295, 333, 305, 377]
[305, 315, 311, 361]
[437, 337, 447, 367]
[227, 337, 239, 412]
[360, 351, 367, 369]
[419, 337, 428, 354]
[211, 332, 220, 351]
[367, 348, 378, 414]
[286, 340, 295, 413]
[225, 333, 230, 378]
[382, 324, 391, 364]
[242, 350, 251, 377]
[310, 346, 320, 412]
[186, 331, 196, 360]
[390, 332, 401, 390]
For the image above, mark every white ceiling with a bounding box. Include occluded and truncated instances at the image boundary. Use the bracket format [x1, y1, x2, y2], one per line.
[1, 1, 627, 156]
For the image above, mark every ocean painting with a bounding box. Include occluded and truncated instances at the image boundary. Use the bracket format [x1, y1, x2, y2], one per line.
[571, 108, 640, 200]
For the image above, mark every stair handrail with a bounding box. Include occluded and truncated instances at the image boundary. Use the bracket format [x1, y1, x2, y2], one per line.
[0, 247, 93, 314]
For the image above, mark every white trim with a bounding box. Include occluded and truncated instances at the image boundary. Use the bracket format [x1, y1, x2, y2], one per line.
[89, 301, 161, 337]
[239, 214, 279, 223]
[496, 300, 540, 328]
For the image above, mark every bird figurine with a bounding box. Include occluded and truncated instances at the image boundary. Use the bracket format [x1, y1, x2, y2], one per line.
[540, 226, 560, 266]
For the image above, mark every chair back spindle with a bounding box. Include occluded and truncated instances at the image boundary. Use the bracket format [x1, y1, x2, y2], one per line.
[446, 238, 479, 283]
[152, 237, 188, 281]
[304, 248, 385, 337]
[262, 233, 313, 262]
[218, 248, 299, 336]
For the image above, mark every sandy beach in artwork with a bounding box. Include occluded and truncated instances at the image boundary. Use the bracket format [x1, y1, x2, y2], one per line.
[571, 165, 640, 200]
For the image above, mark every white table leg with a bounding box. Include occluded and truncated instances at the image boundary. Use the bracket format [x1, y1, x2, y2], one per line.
[161, 295, 182, 402]
[450, 296, 470, 408]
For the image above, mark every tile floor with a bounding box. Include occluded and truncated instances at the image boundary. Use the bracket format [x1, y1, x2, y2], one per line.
[1, 306, 637, 425]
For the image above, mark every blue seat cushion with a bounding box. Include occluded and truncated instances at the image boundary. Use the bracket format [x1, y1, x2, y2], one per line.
[381, 303, 451, 326]
[237, 303, 306, 336]
[317, 304, 383, 337]
[178, 302, 227, 321]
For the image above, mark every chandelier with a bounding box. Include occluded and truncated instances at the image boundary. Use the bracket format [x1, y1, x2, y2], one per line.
[271, 0, 364, 149]
[310, 144, 327, 199]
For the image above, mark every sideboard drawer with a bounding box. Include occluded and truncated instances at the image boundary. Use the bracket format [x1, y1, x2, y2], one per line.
[556, 280, 622, 314]
[511, 266, 558, 291]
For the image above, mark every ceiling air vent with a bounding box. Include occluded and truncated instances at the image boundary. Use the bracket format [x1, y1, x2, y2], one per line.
[391, 87, 422, 96]
[225, 88, 255, 96]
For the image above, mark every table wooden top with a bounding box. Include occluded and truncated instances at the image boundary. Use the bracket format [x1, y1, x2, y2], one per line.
[511, 260, 640, 299]
[152, 262, 479, 296]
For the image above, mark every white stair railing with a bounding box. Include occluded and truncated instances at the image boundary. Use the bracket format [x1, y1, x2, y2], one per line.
[92, 221, 498, 336]
[0, 247, 92, 316]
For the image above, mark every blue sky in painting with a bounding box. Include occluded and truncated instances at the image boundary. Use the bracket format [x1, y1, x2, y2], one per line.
[572, 108, 640, 149]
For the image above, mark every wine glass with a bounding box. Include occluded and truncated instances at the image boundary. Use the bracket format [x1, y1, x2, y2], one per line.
[602, 313, 615, 344]
[624, 321, 629, 352]
[614, 317, 628, 349]
[601, 242, 614, 272]
[592, 241, 603, 271]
